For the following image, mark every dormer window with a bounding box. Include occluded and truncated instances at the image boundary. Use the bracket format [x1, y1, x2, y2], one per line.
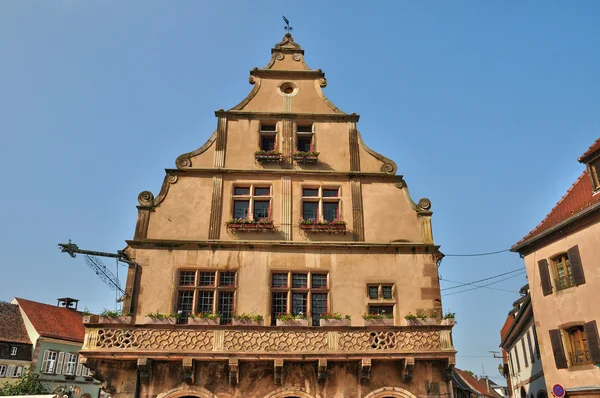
[589, 157, 600, 190]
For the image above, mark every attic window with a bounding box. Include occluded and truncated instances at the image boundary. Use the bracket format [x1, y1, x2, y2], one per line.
[590, 157, 600, 190]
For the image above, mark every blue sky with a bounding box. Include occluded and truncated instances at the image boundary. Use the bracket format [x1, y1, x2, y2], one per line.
[1, 1, 598, 383]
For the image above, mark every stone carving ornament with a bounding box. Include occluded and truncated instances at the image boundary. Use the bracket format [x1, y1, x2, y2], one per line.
[223, 330, 328, 352]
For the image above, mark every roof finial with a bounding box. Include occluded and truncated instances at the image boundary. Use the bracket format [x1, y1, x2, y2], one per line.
[282, 15, 293, 36]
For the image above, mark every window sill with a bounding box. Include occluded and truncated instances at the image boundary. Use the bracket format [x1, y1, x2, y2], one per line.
[567, 364, 597, 372]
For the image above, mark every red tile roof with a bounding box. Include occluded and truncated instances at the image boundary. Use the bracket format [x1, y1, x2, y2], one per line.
[578, 137, 600, 162]
[500, 314, 515, 343]
[0, 302, 31, 344]
[15, 298, 85, 343]
[513, 169, 600, 248]
[454, 369, 500, 397]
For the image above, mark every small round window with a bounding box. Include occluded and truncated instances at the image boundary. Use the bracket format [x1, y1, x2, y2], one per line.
[280, 82, 296, 95]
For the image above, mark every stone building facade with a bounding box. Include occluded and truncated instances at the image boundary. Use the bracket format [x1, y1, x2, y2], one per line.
[80, 33, 456, 398]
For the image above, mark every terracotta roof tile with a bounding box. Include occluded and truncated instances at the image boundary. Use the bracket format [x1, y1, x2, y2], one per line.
[500, 314, 515, 343]
[513, 169, 600, 247]
[15, 298, 85, 343]
[578, 137, 600, 162]
[454, 369, 499, 397]
[0, 302, 31, 344]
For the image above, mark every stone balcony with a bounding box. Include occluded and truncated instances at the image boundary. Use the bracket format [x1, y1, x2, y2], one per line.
[82, 324, 455, 360]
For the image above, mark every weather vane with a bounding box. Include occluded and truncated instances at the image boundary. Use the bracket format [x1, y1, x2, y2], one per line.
[283, 15, 293, 34]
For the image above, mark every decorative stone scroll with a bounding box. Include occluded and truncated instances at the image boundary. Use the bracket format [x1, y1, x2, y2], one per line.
[84, 327, 450, 354]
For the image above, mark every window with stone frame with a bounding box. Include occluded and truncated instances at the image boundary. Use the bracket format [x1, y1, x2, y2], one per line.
[366, 283, 395, 300]
[270, 271, 329, 326]
[259, 124, 277, 152]
[232, 184, 272, 221]
[176, 270, 237, 325]
[296, 124, 314, 152]
[301, 186, 341, 222]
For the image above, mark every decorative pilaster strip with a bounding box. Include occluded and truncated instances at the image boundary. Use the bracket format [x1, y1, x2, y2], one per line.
[281, 176, 292, 240]
[350, 178, 365, 241]
[281, 118, 293, 169]
[134, 208, 152, 239]
[348, 122, 361, 171]
[328, 331, 339, 351]
[83, 329, 98, 350]
[440, 330, 452, 349]
[208, 175, 224, 239]
[214, 116, 228, 168]
[213, 330, 224, 351]
[284, 95, 291, 113]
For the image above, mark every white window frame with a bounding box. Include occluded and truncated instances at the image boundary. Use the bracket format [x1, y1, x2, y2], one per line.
[64, 353, 78, 376]
[43, 350, 59, 374]
[0, 365, 6, 377]
[10, 346, 17, 356]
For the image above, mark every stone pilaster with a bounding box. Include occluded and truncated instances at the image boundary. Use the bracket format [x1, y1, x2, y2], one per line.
[214, 116, 228, 168]
[350, 178, 365, 241]
[281, 119, 293, 169]
[281, 176, 292, 240]
[208, 175, 224, 239]
[348, 121, 361, 171]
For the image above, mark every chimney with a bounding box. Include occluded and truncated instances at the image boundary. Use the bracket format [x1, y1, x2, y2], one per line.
[57, 297, 79, 310]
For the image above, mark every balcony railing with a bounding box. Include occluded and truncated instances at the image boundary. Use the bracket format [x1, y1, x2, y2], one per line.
[555, 274, 576, 291]
[569, 350, 592, 366]
[82, 325, 454, 357]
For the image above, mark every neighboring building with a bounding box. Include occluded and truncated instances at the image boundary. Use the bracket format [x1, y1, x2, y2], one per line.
[512, 139, 600, 397]
[453, 369, 504, 398]
[78, 33, 456, 398]
[11, 297, 100, 397]
[499, 285, 546, 398]
[487, 379, 509, 398]
[0, 302, 32, 386]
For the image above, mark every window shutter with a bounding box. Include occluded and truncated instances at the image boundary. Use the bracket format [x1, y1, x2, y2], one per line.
[6, 366, 14, 377]
[76, 363, 83, 376]
[41, 350, 50, 374]
[538, 259, 552, 296]
[583, 321, 600, 364]
[62, 354, 71, 374]
[567, 246, 586, 285]
[549, 329, 568, 369]
[15, 366, 22, 377]
[527, 331, 535, 363]
[514, 347, 521, 372]
[521, 339, 529, 367]
[56, 352, 64, 375]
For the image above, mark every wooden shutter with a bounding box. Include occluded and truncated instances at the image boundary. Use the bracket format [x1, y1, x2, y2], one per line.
[514, 347, 521, 372]
[521, 339, 529, 367]
[6, 366, 14, 378]
[62, 353, 71, 374]
[40, 350, 50, 374]
[527, 331, 535, 363]
[76, 363, 83, 376]
[15, 366, 23, 377]
[56, 352, 64, 375]
[583, 321, 600, 364]
[549, 329, 568, 369]
[567, 246, 586, 285]
[538, 259, 552, 296]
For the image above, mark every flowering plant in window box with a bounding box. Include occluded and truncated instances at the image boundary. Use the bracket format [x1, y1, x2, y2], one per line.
[99, 309, 133, 324]
[255, 150, 282, 163]
[144, 311, 180, 325]
[257, 218, 275, 230]
[362, 312, 394, 326]
[404, 312, 437, 326]
[319, 312, 351, 326]
[293, 151, 319, 163]
[232, 313, 264, 326]
[441, 309, 456, 325]
[299, 219, 346, 233]
[276, 313, 309, 327]
[226, 218, 257, 230]
[188, 312, 221, 325]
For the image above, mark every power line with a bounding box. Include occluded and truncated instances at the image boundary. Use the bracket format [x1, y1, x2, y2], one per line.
[443, 271, 527, 297]
[440, 268, 525, 291]
[441, 279, 520, 294]
[444, 249, 510, 257]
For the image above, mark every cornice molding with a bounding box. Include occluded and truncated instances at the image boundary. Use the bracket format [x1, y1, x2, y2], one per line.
[126, 238, 441, 253]
[250, 69, 324, 79]
[215, 110, 357, 122]
[165, 167, 403, 179]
